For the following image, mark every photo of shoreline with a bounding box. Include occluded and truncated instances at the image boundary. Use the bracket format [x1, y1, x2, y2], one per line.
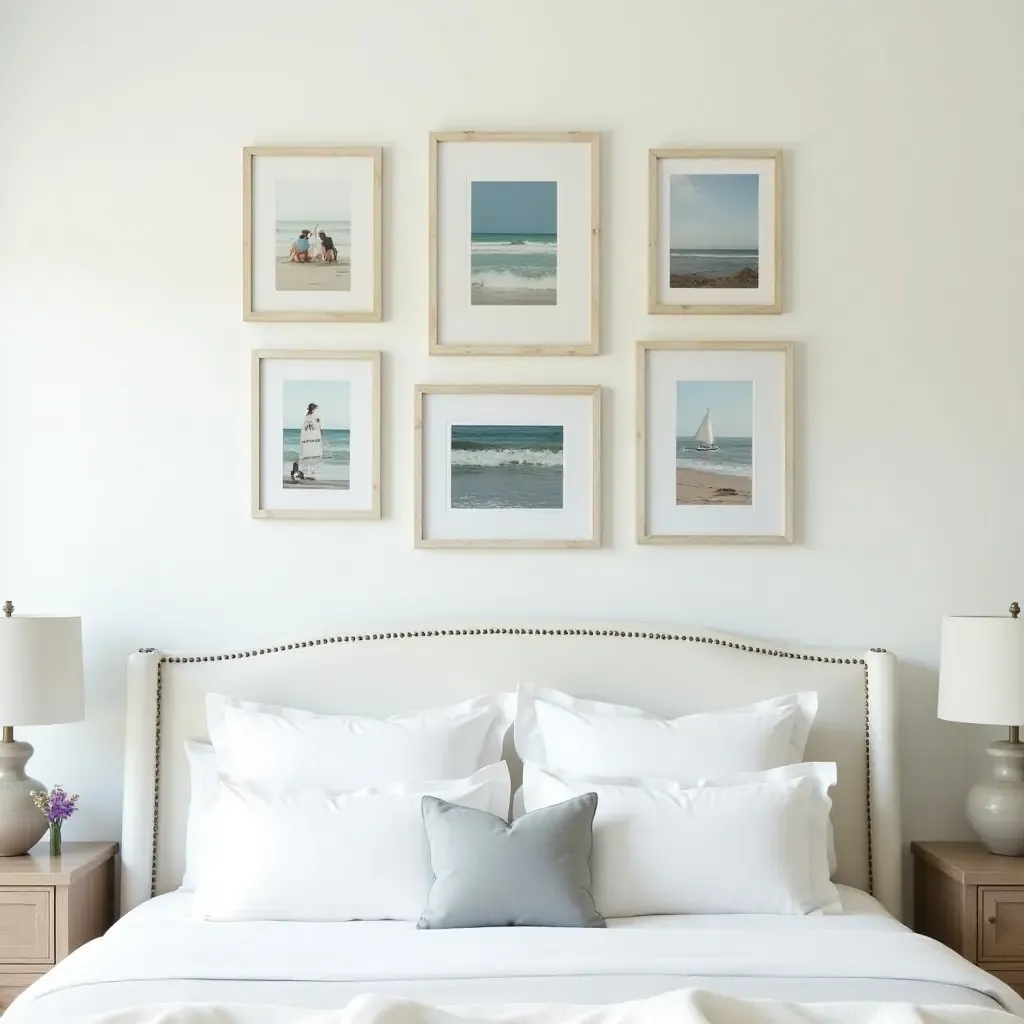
[676, 380, 753, 506]
[275, 178, 352, 292]
[470, 181, 557, 306]
[281, 379, 351, 490]
[450, 424, 563, 509]
[669, 174, 759, 289]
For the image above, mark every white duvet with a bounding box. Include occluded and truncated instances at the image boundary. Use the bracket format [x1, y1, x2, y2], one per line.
[6, 889, 1023, 1024]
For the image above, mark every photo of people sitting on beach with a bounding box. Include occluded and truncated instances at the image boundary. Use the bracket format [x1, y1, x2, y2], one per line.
[275, 178, 351, 292]
[470, 180, 557, 306]
[669, 173, 759, 289]
[281, 379, 351, 490]
[449, 424, 564, 509]
[675, 380, 753, 505]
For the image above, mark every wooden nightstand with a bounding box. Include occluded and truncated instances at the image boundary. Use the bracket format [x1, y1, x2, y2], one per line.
[913, 840, 1024, 994]
[0, 842, 117, 1014]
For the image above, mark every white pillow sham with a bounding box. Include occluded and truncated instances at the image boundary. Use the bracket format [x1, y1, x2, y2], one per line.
[193, 762, 511, 922]
[207, 692, 513, 790]
[694, 761, 838, 877]
[522, 761, 839, 918]
[514, 685, 817, 782]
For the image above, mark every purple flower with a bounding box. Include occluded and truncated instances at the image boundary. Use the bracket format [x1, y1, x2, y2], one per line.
[30, 786, 79, 823]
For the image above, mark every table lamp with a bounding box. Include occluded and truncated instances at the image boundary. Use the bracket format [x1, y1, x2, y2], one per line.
[0, 600, 84, 856]
[938, 601, 1024, 855]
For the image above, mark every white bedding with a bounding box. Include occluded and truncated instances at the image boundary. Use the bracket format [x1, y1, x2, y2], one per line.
[6, 888, 1022, 1023]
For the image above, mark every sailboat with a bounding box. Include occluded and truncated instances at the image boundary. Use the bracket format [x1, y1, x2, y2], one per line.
[694, 409, 719, 452]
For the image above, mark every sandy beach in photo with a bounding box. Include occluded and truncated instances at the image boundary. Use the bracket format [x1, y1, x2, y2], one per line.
[470, 286, 556, 306]
[676, 467, 751, 505]
[670, 266, 758, 289]
[276, 260, 351, 292]
[282, 473, 350, 490]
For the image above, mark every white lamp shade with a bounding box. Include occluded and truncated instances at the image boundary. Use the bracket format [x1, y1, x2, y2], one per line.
[0, 616, 84, 726]
[938, 615, 1024, 726]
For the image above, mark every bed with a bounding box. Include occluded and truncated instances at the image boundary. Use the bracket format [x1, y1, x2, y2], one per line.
[5, 622, 1019, 1024]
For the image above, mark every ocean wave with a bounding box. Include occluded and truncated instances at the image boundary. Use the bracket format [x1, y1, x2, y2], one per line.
[669, 251, 758, 260]
[676, 457, 751, 477]
[451, 448, 564, 468]
[471, 270, 557, 291]
[470, 241, 557, 255]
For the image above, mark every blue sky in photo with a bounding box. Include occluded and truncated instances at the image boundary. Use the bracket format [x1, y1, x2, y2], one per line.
[282, 379, 350, 430]
[676, 380, 753, 437]
[669, 173, 759, 249]
[471, 180, 557, 235]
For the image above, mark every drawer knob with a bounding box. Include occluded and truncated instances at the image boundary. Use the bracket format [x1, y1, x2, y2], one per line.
[988, 915, 997, 924]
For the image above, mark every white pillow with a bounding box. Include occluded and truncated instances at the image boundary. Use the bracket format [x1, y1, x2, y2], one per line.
[514, 685, 816, 782]
[207, 692, 513, 789]
[522, 761, 839, 917]
[181, 740, 217, 890]
[193, 762, 511, 922]
[694, 761, 838, 877]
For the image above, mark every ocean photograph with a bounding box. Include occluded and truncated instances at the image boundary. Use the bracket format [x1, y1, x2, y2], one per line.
[449, 424, 563, 509]
[669, 174, 759, 289]
[275, 178, 352, 292]
[675, 380, 753, 506]
[470, 181, 557, 306]
[281, 379, 351, 490]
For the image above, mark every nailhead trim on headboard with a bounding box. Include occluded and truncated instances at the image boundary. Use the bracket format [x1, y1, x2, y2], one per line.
[140, 629, 882, 899]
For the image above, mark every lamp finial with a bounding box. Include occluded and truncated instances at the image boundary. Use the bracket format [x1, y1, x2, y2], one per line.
[1011, 602, 1021, 620]
[1, 601, 12, 619]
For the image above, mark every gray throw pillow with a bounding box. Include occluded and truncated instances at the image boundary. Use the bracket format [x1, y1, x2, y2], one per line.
[418, 792, 604, 929]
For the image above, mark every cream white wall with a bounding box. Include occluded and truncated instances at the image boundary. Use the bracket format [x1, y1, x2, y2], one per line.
[1, 1, 1021, 862]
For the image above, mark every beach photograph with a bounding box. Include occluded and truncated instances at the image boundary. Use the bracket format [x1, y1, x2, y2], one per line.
[669, 173, 759, 289]
[449, 424, 563, 509]
[281, 379, 351, 490]
[470, 180, 557, 306]
[275, 177, 352, 292]
[675, 380, 753, 505]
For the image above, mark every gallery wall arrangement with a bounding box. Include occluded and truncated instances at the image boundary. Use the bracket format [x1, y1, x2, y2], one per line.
[242, 134, 787, 547]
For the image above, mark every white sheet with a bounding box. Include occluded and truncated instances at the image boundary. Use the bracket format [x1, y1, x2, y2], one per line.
[6, 888, 1022, 1024]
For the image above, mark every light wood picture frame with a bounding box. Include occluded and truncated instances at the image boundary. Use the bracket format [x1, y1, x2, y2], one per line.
[429, 131, 600, 356]
[415, 384, 601, 547]
[637, 341, 793, 544]
[252, 349, 381, 520]
[648, 149, 782, 315]
[243, 147, 382, 322]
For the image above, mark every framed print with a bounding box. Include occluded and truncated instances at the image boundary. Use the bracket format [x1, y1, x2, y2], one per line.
[252, 350, 380, 519]
[429, 131, 600, 355]
[415, 385, 601, 547]
[648, 149, 781, 314]
[638, 342, 792, 543]
[243, 147, 382, 322]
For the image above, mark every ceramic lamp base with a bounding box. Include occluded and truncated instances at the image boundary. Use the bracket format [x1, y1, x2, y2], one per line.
[968, 740, 1024, 856]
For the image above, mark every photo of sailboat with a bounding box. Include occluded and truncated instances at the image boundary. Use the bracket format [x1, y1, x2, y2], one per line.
[693, 409, 719, 452]
[675, 381, 753, 506]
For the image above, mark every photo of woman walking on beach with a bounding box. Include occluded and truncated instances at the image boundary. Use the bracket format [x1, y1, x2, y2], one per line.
[296, 402, 331, 481]
[281, 379, 352, 491]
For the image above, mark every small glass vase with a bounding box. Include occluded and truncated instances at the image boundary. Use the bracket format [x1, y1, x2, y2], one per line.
[49, 822, 62, 857]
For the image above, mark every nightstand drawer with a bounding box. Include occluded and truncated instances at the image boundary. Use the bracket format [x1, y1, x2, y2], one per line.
[0, 888, 53, 964]
[980, 887, 1024, 961]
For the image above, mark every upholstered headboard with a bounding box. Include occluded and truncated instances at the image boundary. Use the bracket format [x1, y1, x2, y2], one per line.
[121, 622, 900, 917]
